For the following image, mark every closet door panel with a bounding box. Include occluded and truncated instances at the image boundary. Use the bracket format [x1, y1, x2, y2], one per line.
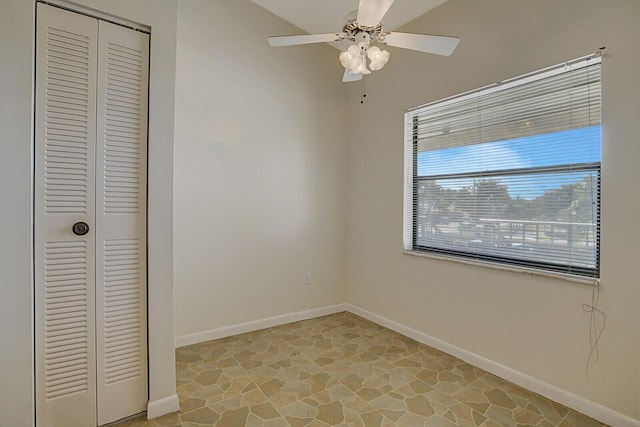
[95, 19, 149, 426]
[35, 4, 98, 427]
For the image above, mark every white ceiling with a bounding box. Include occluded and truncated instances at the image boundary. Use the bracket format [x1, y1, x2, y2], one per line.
[251, 0, 449, 48]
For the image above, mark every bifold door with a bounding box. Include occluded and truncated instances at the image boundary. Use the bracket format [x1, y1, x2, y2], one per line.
[35, 3, 149, 426]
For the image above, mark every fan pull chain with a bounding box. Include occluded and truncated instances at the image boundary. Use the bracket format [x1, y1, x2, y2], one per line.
[361, 74, 367, 104]
[360, 47, 367, 104]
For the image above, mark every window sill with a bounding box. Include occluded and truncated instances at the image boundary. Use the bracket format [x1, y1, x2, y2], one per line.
[403, 250, 598, 285]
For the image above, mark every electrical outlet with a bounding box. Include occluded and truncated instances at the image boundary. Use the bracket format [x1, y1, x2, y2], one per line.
[304, 272, 311, 285]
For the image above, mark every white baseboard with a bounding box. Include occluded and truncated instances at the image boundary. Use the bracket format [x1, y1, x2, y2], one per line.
[345, 303, 640, 427]
[147, 394, 180, 420]
[174, 303, 348, 348]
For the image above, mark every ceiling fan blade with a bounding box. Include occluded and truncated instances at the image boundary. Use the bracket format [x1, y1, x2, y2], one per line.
[357, 0, 395, 27]
[383, 32, 460, 56]
[343, 69, 363, 83]
[268, 33, 344, 47]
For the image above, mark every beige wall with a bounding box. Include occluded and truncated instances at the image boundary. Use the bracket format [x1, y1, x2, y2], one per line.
[0, 1, 178, 425]
[173, 0, 348, 338]
[0, 2, 36, 425]
[346, 0, 640, 420]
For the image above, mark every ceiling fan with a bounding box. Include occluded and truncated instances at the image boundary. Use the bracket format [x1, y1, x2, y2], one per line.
[267, 0, 460, 83]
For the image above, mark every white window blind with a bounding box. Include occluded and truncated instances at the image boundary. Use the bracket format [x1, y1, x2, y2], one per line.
[403, 55, 601, 278]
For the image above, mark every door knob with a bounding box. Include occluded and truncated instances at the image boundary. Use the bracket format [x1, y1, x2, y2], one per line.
[72, 221, 90, 236]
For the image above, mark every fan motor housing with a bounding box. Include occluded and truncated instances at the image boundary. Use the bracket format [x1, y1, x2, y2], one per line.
[343, 20, 385, 43]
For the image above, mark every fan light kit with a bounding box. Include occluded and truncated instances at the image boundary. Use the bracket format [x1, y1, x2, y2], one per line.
[267, 0, 460, 101]
[339, 30, 390, 76]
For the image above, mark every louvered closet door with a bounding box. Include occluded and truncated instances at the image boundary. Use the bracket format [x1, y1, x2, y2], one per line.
[35, 4, 98, 427]
[95, 20, 149, 426]
[36, 4, 149, 426]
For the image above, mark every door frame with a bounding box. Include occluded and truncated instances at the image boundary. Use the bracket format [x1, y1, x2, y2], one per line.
[31, 0, 180, 423]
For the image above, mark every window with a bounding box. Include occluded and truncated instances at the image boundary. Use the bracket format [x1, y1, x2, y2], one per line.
[403, 55, 601, 278]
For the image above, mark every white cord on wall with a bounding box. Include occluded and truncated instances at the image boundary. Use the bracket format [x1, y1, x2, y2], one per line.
[583, 280, 606, 378]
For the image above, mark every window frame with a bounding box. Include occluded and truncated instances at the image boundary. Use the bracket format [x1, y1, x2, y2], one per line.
[403, 55, 602, 280]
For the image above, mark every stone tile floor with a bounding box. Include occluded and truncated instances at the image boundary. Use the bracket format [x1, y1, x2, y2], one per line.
[114, 312, 606, 426]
